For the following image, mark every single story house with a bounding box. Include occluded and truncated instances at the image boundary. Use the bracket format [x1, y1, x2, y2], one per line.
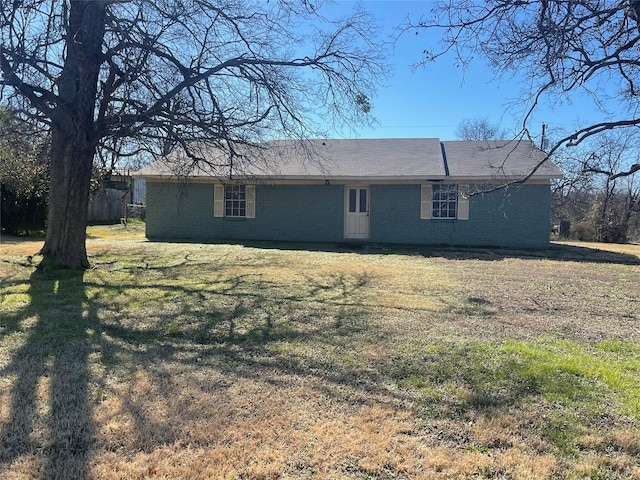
[135, 138, 563, 248]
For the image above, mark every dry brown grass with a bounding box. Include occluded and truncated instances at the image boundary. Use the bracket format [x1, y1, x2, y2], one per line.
[1, 229, 639, 479]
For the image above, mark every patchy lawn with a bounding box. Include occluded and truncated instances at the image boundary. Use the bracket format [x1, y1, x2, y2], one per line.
[1, 226, 639, 479]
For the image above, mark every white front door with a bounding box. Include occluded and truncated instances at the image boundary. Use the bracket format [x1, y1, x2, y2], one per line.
[345, 186, 370, 239]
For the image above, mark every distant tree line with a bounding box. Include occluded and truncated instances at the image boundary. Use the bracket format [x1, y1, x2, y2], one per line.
[0, 108, 131, 235]
[0, 108, 49, 235]
[551, 132, 640, 243]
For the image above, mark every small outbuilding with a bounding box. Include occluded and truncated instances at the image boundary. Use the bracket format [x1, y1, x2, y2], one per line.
[135, 138, 562, 248]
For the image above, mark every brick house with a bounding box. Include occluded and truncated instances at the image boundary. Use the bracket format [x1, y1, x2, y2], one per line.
[135, 138, 562, 248]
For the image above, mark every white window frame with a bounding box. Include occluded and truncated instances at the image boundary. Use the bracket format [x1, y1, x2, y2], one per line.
[213, 184, 255, 218]
[432, 183, 458, 219]
[225, 184, 247, 217]
[420, 184, 469, 220]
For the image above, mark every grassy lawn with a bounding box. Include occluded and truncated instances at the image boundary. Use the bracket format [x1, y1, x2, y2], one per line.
[1, 224, 640, 479]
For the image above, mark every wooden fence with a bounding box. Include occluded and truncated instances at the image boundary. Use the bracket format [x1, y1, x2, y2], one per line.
[87, 188, 129, 222]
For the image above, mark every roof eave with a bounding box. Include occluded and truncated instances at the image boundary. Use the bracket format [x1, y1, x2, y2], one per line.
[137, 173, 562, 182]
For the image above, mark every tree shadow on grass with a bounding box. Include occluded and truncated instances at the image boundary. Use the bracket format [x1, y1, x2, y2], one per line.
[80, 272, 615, 460]
[76, 263, 519, 410]
[1, 253, 633, 476]
[147, 236, 640, 266]
[0, 263, 95, 478]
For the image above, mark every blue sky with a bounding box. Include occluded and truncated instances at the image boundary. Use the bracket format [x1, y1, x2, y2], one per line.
[327, 1, 621, 142]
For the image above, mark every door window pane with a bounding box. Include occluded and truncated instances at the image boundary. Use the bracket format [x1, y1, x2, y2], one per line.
[349, 189, 356, 213]
[359, 189, 367, 212]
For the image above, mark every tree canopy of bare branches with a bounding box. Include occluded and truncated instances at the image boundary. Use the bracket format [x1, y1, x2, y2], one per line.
[409, 0, 640, 179]
[0, 0, 385, 268]
[455, 117, 505, 141]
[552, 130, 640, 242]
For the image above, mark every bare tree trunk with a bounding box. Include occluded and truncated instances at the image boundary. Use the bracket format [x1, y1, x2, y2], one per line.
[38, 1, 105, 269]
[40, 128, 95, 269]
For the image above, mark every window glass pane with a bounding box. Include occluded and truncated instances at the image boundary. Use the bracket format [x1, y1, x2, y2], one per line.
[359, 189, 367, 212]
[431, 184, 457, 219]
[224, 185, 247, 217]
[349, 189, 356, 213]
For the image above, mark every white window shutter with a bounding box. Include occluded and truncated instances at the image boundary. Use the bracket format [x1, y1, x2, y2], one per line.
[457, 191, 469, 220]
[213, 184, 224, 217]
[420, 185, 432, 219]
[246, 185, 256, 218]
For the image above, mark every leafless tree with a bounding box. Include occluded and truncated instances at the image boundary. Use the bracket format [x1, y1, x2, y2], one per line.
[1, 0, 384, 268]
[550, 131, 640, 241]
[582, 133, 640, 241]
[455, 117, 505, 140]
[408, 1, 640, 179]
[550, 144, 595, 228]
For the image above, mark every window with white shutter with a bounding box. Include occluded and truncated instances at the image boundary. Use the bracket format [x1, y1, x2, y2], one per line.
[214, 184, 255, 218]
[421, 184, 469, 220]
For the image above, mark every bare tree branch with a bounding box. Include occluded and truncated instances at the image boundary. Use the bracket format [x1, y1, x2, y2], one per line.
[407, 0, 640, 181]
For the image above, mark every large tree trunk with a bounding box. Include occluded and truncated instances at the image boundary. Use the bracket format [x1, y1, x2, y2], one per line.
[39, 1, 105, 269]
[40, 128, 95, 269]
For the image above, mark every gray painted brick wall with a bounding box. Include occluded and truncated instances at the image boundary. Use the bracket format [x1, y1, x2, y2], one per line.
[146, 181, 551, 247]
[146, 182, 344, 242]
[369, 184, 551, 247]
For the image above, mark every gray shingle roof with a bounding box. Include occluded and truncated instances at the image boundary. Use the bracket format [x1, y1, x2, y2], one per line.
[442, 140, 562, 179]
[135, 138, 562, 181]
